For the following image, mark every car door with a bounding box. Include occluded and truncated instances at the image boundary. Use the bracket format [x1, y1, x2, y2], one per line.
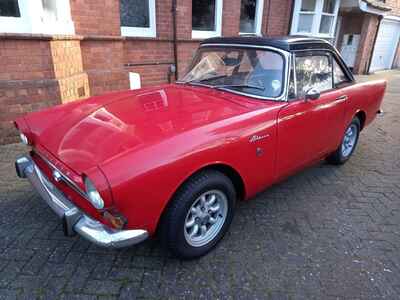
[276, 51, 346, 179]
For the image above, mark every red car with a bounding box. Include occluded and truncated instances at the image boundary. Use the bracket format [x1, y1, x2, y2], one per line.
[15, 36, 386, 258]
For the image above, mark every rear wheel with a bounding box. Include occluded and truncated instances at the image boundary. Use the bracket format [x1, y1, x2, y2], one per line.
[327, 117, 360, 165]
[160, 170, 236, 259]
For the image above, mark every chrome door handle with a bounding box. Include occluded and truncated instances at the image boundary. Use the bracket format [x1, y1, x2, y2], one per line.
[336, 95, 348, 101]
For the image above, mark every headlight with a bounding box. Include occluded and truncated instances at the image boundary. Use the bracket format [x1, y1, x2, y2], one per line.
[84, 177, 105, 209]
[20, 133, 29, 145]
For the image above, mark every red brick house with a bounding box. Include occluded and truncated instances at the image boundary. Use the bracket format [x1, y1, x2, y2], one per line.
[0, 0, 399, 144]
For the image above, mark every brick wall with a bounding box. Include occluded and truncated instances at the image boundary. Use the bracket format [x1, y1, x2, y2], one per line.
[176, 0, 192, 39]
[370, 0, 400, 15]
[124, 40, 175, 86]
[0, 79, 60, 144]
[50, 39, 90, 102]
[0, 35, 91, 144]
[265, 0, 293, 36]
[0, 40, 54, 81]
[157, 0, 174, 39]
[0, 0, 294, 144]
[81, 38, 128, 95]
[177, 42, 200, 77]
[353, 14, 380, 74]
[222, 0, 241, 36]
[70, 0, 121, 36]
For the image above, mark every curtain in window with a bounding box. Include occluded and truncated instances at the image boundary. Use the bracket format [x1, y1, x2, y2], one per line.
[0, 0, 20, 17]
[192, 0, 216, 31]
[120, 0, 150, 28]
[240, 0, 257, 33]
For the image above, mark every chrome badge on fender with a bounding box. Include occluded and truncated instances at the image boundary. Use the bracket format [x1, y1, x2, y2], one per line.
[249, 134, 270, 143]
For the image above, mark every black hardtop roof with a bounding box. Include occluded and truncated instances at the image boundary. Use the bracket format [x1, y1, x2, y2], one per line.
[200, 35, 335, 52]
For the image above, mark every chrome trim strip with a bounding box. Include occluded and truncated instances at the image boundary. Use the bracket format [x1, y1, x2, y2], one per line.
[292, 53, 298, 99]
[189, 43, 291, 102]
[33, 151, 89, 200]
[214, 87, 287, 101]
[200, 43, 290, 55]
[34, 163, 72, 213]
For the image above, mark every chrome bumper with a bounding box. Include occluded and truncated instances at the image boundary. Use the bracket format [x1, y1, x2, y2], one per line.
[15, 155, 148, 248]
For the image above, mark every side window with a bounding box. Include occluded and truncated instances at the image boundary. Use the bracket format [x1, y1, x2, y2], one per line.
[295, 54, 333, 98]
[333, 59, 349, 86]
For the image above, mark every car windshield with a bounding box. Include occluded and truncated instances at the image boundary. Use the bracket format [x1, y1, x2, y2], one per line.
[179, 46, 285, 99]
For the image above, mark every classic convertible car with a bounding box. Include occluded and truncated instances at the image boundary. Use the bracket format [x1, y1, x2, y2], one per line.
[15, 36, 386, 258]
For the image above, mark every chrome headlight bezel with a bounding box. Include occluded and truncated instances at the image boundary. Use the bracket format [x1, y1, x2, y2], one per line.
[84, 177, 105, 209]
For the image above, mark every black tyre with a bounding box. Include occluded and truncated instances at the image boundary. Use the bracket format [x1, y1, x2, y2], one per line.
[327, 117, 361, 165]
[160, 170, 236, 259]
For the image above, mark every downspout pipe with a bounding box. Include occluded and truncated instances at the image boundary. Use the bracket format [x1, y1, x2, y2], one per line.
[265, 0, 271, 35]
[171, 0, 179, 80]
[287, 0, 295, 35]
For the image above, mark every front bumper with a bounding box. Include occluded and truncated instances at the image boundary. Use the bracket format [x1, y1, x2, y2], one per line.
[15, 155, 148, 248]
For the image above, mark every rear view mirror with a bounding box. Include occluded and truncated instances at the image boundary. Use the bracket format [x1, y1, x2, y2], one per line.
[305, 88, 320, 101]
[222, 56, 240, 67]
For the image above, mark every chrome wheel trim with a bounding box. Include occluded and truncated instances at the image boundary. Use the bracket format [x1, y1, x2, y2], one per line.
[184, 190, 228, 247]
[341, 124, 358, 157]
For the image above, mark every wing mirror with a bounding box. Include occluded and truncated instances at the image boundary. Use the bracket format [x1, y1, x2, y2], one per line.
[305, 88, 320, 101]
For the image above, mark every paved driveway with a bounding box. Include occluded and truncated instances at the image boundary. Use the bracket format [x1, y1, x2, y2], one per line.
[1, 71, 400, 300]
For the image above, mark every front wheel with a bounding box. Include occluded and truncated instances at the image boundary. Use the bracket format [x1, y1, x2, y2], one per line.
[327, 117, 360, 165]
[160, 170, 236, 259]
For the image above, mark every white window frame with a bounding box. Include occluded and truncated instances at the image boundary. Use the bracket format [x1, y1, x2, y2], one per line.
[239, 0, 265, 35]
[120, 0, 156, 38]
[0, 0, 75, 35]
[291, 0, 340, 38]
[192, 0, 223, 39]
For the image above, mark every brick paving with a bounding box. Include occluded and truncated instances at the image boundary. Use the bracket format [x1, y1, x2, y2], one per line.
[0, 71, 400, 299]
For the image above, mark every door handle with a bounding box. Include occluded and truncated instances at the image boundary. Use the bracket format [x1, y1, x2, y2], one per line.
[336, 95, 348, 101]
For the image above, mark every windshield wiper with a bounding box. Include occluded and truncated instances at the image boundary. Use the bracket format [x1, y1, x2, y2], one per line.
[198, 74, 228, 83]
[214, 83, 265, 91]
[181, 74, 228, 85]
[179, 77, 265, 92]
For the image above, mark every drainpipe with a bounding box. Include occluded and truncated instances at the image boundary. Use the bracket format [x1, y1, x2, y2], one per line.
[171, 0, 179, 80]
[288, 0, 295, 35]
[265, 0, 271, 35]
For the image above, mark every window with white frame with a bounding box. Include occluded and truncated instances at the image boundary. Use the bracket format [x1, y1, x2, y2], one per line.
[239, 0, 264, 35]
[0, 0, 74, 34]
[120, 0, 156, 38]
[291, 0, 340, 38]
[0, 0, 21, 17]
[192, 0, 223, 39]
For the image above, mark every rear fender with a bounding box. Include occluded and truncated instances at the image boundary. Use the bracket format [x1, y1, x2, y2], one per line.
[343, 79, 386, 129]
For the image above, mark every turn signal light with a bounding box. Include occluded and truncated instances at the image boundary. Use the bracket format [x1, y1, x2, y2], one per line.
[103, 210, 127, 229]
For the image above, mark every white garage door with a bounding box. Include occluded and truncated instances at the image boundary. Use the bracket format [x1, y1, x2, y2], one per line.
[370, 18, 400, 73]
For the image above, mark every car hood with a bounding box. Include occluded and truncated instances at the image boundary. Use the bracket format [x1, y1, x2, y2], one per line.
[27, 85, 253, 173]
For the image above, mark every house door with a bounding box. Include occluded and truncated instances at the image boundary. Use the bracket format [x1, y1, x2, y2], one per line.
[340, 34, 360, 68]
